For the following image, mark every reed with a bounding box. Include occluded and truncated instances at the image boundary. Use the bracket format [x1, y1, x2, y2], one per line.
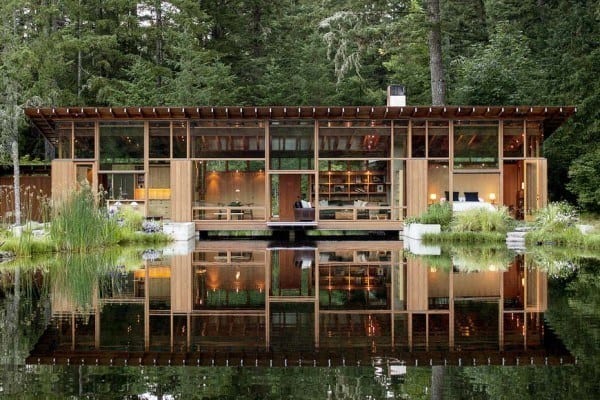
[49, 185, 120, 252]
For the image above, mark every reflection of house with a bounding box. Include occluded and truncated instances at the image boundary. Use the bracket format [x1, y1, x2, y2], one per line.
[24, 97, 576, 234]
[28, 241, 572, 366]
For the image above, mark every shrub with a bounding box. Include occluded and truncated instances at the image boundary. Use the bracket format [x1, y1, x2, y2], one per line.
[451, 206, 514, 233]
[408, 202, 453, 231]
[532, 201, 579, 234]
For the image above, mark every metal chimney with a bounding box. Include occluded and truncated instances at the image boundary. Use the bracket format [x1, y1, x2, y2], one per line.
[387, 85, 406, 106]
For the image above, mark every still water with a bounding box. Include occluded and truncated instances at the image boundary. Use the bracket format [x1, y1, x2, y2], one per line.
[1, 239, 599, 398]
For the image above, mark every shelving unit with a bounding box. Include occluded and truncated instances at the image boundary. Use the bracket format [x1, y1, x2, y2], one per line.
[315, 171, 389, 201]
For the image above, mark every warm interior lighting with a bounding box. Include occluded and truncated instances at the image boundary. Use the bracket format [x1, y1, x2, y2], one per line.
[489, 192, 496, 204]
[429, 193, 437, 204]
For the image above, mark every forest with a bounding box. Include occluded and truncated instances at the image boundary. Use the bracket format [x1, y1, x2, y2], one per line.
[0, 0, 598, 211]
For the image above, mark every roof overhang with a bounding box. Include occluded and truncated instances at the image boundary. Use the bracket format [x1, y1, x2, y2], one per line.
[25, 105, 577, 144]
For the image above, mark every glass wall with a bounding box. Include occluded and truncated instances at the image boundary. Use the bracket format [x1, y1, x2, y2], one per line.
[428, 121, 449, 158]
[192, 160, 266, 221]
[393, 120, 408, 158]
[99, 121, 144, 165]
[97, 122, 144, 203]
[526, 121, 543, 157]
[503, 120, 524, 158]
[453, 121, 499, 169]
[318, 120, 391, 159]
[149, 121, 170, 158]
[428, 161, 450, 203]
[190, 120, 264, 159]
[270, 120, 314, 170]
[55, 121, 72, 159]
[74, 122, 95, 159]
[316, 160, 391, 220]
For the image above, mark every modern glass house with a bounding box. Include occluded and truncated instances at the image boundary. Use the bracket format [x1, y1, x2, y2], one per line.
[25, 101, 575, 233]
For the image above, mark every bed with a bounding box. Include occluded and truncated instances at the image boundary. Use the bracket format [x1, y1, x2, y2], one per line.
[447, 191, 496, 212]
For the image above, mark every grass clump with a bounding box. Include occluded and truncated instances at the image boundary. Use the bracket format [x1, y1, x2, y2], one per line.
[50, 185, 120, 252]
[525, 202, 585, 247]
[451, 206, 514, 234]
[406, 202, 453, 231]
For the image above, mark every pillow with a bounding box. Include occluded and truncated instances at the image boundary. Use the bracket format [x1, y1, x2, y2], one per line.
[301, 200, 311, 208]
[354, 200, 368, 207]
[445, 191, 459, 201]
[464, 192, 479, 202]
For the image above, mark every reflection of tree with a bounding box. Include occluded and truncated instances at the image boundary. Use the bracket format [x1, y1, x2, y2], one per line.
[442, 256, 600, 397]
[0, 261, 51, 396]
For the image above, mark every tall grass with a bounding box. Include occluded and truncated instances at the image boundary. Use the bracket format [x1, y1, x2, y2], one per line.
[50, 185, 120, 252]
[451, 206, 514, 233]
[407, 202, 453, 231]
[525, 202, 586, 247]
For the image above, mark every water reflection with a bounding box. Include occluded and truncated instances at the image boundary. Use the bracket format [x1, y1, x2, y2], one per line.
[19, 240, 572, 367]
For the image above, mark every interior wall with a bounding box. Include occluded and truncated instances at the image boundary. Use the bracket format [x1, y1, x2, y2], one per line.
[205, 172, 266, 206]
[503, 162, 521, 210]
[452, 173, 500, 202]
[278, 174, 301, 221]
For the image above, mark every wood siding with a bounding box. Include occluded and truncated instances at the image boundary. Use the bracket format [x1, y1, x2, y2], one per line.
[539, 159, 548, 207]
[51, 160, 76, 205]
[0, 175, 51, 222]
[406, 159, 428, 217]
[171, 160, 192, 222]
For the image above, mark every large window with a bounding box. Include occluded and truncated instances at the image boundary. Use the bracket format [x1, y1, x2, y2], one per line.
[99, 121, 144, 165]
[270, 120, 314, 170]
[526, 121, 543, 158]
[192, 160, 266, 220]
[74, 122, 95, 159]
[191, 120, 264, 158]
[503, 121, 524, 158]
[318, 120, 391, 159]
[393, 120, 408, 158]
[148, 121, 188, 159]
[453, 121, 498, 169]
[55, 122, 72, 159]
[428, 121, 449, 158]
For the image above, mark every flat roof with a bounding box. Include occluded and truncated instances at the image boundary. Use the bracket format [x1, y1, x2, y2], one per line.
[25, 105, 576, 142]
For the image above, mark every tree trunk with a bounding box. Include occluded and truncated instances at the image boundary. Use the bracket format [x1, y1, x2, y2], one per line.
[11, 138, 21, 227]
[426, 0, 446, 105]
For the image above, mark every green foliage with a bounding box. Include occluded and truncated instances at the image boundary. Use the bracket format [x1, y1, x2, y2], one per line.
[531, 201, 579, 234]
[567, 147, 600, 212]
[118, 207, 144, 232]
[423, 231, 505, 244]
[49, 185, 120, 252]
[408, 202, 453, 231]
[450, 206, 514, 234]
[449, 21, 542, 105]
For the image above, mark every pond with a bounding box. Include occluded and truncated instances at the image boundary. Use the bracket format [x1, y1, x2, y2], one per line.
[0, 239, 599, 398]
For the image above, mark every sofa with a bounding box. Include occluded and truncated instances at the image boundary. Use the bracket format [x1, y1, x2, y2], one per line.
[294, 207, 315, 221]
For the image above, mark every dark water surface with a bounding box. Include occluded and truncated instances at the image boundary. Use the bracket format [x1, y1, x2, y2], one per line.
[1, 239, 599, 398]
